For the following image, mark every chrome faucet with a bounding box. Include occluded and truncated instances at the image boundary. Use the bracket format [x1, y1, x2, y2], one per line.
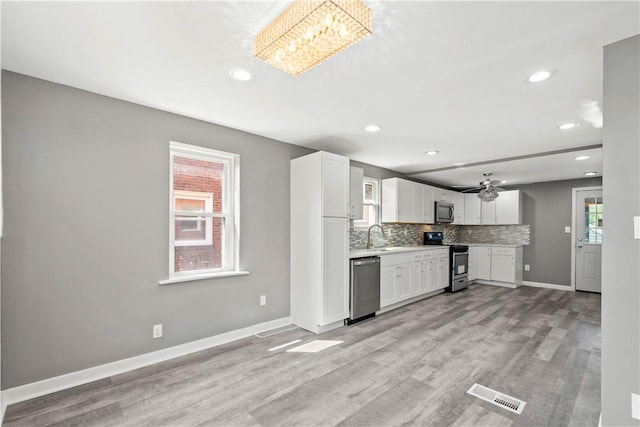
[367, 224, 384, 249]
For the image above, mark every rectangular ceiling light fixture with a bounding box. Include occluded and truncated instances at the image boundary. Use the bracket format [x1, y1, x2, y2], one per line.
[255, 0, 372, 76]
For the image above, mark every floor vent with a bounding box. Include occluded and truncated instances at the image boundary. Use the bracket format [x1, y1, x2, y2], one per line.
[254, 325, 298, 339]
[466, 383, 526, 415]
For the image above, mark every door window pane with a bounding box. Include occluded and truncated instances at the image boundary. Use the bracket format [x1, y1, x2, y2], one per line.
[584, 197, 603, 244]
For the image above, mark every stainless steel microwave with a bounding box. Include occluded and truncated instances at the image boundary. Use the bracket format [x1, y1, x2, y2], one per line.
[435, 201, 454, 223]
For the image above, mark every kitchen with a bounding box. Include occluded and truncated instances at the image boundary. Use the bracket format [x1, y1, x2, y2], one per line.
[0, 1, 638, 426]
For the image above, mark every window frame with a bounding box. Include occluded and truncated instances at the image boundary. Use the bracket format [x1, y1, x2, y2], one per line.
[167, 141, 242, 280]
[173, 190, 213, 246]
[354, 177, 381, 229]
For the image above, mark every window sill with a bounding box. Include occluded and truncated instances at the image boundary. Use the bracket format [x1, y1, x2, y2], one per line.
[159, 270, 250, 285]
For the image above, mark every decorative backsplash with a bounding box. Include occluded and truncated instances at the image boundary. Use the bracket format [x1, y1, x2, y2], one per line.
[349, 223, 530, 249]
[457, 225, 530, 245]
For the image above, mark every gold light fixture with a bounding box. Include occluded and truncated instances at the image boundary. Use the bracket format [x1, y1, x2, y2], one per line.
[254, 0, 372, 76]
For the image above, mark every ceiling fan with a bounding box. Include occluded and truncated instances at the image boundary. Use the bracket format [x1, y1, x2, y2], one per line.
[462, 172, 505, 201]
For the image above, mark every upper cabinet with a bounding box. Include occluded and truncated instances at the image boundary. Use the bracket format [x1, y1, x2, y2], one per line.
[349, 166, 364, 220]
[382, 178, 436, 223]
[464, 194, 481, 225]
[495, 190, 523, 224]
[321, 152, 350, 217]
[463, 190, 522, 225]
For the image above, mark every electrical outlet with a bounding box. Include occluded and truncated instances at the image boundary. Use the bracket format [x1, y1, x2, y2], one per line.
[564, 226, 571, 234]
[260, 295, 266, 306]
[524, 264, 530, 271]
[153, 324, 163, 339]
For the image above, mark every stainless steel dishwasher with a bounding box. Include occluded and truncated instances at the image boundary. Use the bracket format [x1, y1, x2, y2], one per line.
[348, 257, 381, 324]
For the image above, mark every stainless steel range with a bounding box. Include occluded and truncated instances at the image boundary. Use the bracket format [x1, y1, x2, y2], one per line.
[423, 232, 469, 293]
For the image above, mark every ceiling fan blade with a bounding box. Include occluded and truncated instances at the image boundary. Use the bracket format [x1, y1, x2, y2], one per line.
[461, 187, 481, 193]
[494, 186, 505, 192]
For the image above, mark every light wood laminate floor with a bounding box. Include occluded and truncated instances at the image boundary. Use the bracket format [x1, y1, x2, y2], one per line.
[3, 284, 601, 427]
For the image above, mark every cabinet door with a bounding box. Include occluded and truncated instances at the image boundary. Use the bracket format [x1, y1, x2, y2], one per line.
[481, 200, 496, 224]
[419, 261, 429, 294]
[412, 182, 424, 223]
[451, 192, 465, 224]
[396, 179, 414, 222]
[464, 194, 481, 225]
[495, 190, 522, 224]
[436, 258, 449, 290]
[477, 247, 492, 280]
[349, 166, 364, 220]
[411, 262, 421, 297]
[321, 217, 349, 324]
[395, 264, 412, 301]
[380, 266, 396, 307]
[423, 186, 434, 223]
[491, 254, 516, 283]
[427, 259, 438, 291]
[468, 247, 478, 281]
[322, 153, 349, 217]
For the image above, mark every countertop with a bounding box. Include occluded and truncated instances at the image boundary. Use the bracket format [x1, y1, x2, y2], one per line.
[349, 243, 524, 259]
[350, 246, 449, 259]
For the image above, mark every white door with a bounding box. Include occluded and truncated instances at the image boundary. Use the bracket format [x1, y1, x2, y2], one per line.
[575, 189, 603, 293]
[380, 266, 396, 307]
[412, 182, 424, 223]
[490, 254, 515, 283]
[481, 200, 496, 224]
[397, 179, 414, 222]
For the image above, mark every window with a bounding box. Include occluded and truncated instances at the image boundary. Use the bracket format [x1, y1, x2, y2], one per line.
[354, 177, 380, 228]
[584, 196, 603, 244]
[168, 141, 240, 279]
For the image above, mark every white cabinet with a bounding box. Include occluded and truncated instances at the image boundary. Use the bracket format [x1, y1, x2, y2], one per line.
[464, 194, 482, 225]
[468, 247, 478, 281]
[422, 186, 434, 223]
[464, 190, 522, 225]
[450, 191, 465, 224]
[473, 246, 523, 286]
[322, 217, 350, 323]
[380, 263, 412, 307]
[349, 166, 364, 220]
[382, 178, 414, 222]
[321, 152, 350, 218]
[495, 190, 523, 224]
[291, 151, 350, 334]
[380, 249, 449, 308]
[413, 183, 425, 224]
[491, 253, 516, 283]
[476, 246, 492, 280]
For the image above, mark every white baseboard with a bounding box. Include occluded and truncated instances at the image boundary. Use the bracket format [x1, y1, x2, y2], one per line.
[523, 281, 573, 291]
[1, 316, 293, 412]
[474, 280, 519, 289]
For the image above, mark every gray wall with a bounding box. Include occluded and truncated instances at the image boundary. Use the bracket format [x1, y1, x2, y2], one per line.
[511, 178, 602, 286]
[601, 35, 639, 426]
[1, 71, 312, 389]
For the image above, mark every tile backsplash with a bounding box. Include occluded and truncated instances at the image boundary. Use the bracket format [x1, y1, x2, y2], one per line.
[350, 223, 530, 249]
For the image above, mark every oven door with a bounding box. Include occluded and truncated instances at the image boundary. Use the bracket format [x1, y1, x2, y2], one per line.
[452, 252, 469, 277]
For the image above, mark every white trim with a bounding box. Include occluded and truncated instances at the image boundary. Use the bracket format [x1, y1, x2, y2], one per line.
[474, 279, 520, 289]
[159, 270, 250, 284]
[522, 280, 573, 291]
[0, 316, 292, 410]
[571, 186, 603, 291]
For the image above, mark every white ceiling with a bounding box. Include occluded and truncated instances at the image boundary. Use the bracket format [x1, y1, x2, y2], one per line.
[2, 1, 639, 187]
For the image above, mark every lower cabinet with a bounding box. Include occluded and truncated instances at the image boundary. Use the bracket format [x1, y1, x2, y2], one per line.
[472, 245, 523, 286]
[380, 249, 449, 308]
[468, 247, 478, 281]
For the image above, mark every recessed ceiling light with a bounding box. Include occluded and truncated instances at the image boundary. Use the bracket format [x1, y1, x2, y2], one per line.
[574, 155, 591, 161]
[364, 124, 382, 133]
[501, 180, 508, 184]
[425, 150, 439, 156]
[454, 162, 466, 166]
[229, 68, 253, 82]
[527, 69, 554, 83]
[557, 122, 579, 130]
[584, 171, 598, 176]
